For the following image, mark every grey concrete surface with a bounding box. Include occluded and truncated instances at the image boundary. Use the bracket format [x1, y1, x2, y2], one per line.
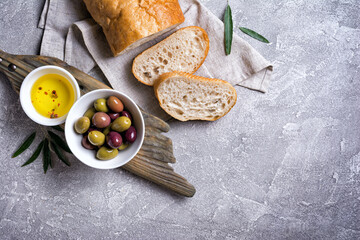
[1, 0, 360, 239]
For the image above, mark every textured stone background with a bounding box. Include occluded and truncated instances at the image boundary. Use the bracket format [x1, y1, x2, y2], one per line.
[1, 0, 359, 239]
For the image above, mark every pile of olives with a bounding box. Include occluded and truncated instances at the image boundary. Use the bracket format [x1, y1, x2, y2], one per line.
[74, 96, 137, 160]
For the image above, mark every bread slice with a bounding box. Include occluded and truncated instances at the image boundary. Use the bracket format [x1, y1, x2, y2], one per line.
[83, 0, 185, 56]
[154, 72, 237, 121]
[132, 26, 210, 86]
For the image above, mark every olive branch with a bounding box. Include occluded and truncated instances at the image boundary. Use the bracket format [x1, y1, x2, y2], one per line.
[12, 126, 71, 173]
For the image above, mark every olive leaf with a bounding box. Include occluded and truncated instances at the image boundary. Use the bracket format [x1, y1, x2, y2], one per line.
[48, 131, 71, 153]
[12, 132, 36, 158]
[239, 27, 270, 43]
[224, 4, 233, 55]
[51, 141, 71, 166]
[51, 125, 64, 132]
[43, 139, 51, 173]
[15, 128, 73, 172]
[21, 140, 44, 167]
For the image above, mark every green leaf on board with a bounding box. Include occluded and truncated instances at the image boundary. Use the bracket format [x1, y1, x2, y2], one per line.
[12, 132, 36, 158]
[224, 4, 233, 55]
[21, 140, 44, 167]
[239, 27, 270, 43]
[48, 131, 71, 153]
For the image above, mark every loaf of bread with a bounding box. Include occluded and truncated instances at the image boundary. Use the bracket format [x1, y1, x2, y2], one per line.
[132, 26, 209, 86]
[154, 72, 237, 121]
[83, 0, 185, 56]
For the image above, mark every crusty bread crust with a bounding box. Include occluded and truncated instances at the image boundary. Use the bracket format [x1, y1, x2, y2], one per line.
[132, 26, 210, 86]
[154, 71, 237, 121]
[83, 0, 185, 56]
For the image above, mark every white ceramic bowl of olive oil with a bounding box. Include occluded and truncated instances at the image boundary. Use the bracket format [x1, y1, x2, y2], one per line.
[20, 66, 81, 126]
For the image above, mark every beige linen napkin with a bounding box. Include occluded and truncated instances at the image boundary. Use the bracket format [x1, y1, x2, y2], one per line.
[39, 0, 273, 120]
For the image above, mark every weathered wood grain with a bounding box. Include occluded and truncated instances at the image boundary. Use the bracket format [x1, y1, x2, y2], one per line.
[0, 49, 195, 197]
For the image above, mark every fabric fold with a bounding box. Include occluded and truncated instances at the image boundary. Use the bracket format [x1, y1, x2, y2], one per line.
[40, 0, 273, 120]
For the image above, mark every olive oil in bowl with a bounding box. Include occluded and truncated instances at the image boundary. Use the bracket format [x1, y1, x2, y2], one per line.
[20, 65, 80, 126]
[31, 74, 75, 119]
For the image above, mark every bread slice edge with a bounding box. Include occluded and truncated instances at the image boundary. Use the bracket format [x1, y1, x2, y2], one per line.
[132, 26, 210, 86]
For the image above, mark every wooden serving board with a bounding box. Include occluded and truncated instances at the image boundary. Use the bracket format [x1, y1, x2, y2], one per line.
[0, 49, 195, 197]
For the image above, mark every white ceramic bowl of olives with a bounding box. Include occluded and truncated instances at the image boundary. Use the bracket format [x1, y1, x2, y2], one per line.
[65, 89, 145, 169]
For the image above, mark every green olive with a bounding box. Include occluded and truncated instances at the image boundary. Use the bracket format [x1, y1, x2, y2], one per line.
[83, 107, 96, 120]
[88, 130, 105, 146]
[118, 142, 129, 151]
[94, 98, 109, 112]
[96, 146, 118, 160]
[103, 124, 112, 136]
[74, 116, 90, 134]
[111, 116, 131, 132]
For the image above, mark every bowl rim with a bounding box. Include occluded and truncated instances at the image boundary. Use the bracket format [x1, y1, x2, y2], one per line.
[19, 65, 81, 126]
[64, 89, 145, 169]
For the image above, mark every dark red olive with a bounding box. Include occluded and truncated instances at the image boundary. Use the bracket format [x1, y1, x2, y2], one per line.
[121, 110, 132, 121]
[125, 126, 137, 143]
[106, 131, 123, 149]
[81, 135, 97, 150]
[108, 112, 120, 121]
